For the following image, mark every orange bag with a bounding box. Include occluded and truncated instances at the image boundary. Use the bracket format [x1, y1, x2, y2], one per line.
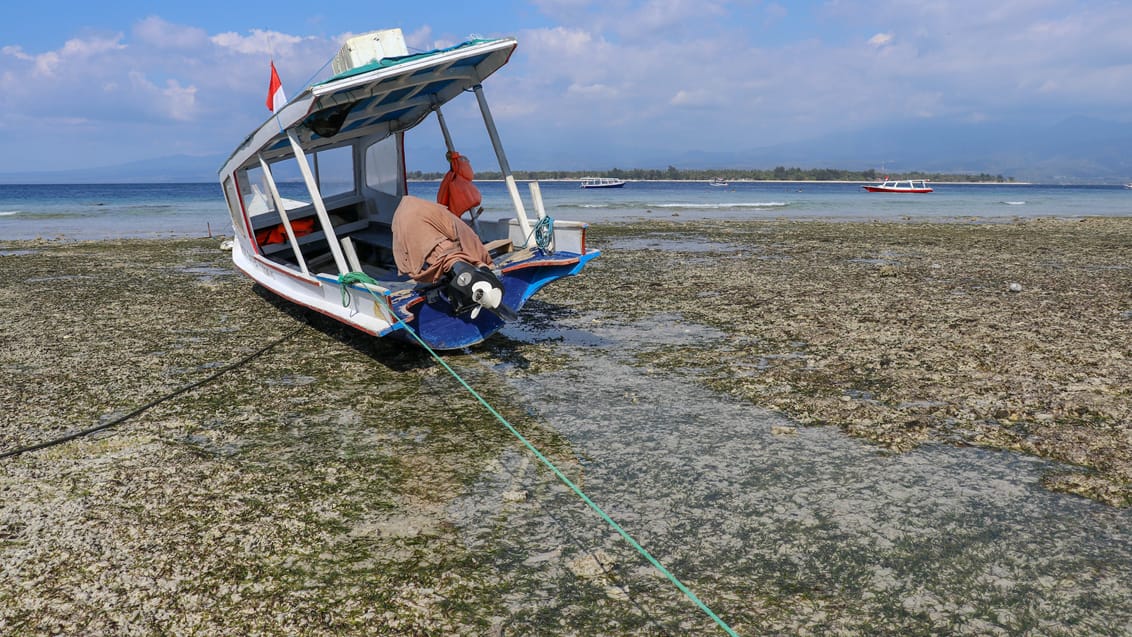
[255, 217, 316, 245]
[436, 151, 482, 217]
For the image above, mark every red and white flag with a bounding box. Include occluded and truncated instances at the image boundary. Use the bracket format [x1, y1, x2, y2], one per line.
[266, 61, 286, 112]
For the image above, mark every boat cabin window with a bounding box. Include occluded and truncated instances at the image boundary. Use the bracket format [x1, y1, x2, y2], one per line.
[222, 176, 254, 242]
[365, 135, 401, 197]
[312, 146, 355, 199]
[222, 176, 239, 218]
[238, 163, 310, 219]
[238, 145, 360, 220]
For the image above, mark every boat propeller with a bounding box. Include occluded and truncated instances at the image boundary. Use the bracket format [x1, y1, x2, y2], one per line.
[438, 261, 518, 322]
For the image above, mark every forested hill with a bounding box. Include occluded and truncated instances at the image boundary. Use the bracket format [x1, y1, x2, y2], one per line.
[408, 166, 1013, 182]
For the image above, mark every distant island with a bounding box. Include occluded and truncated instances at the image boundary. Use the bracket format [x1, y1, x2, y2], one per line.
[408, 166, 1014, 183]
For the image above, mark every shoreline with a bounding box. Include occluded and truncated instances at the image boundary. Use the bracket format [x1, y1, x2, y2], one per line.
[407, 178, 1034, 185]
[0, 178, 1040, 186]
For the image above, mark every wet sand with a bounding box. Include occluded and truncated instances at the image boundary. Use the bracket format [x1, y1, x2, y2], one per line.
[2, 217, 1130, 635]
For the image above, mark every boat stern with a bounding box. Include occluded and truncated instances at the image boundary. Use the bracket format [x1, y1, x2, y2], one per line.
[389, 246, 599, 350]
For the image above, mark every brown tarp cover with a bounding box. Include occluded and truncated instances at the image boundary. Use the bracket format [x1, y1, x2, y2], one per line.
[392, 195, 493, 283]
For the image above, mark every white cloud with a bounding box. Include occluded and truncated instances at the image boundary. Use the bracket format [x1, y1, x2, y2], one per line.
[529, 0, 599, 24]
[626, 0, 725, 36]
[127, 70, 199, 121]
[567, 82, 619, 99]
[868, 32, 894, 47]
[2, 45, 33, 61]
[28, 34, 126, 77]
[162, 81, 198, 121]
[210, 29, 306, 56]
[5, 1, 1132, 174]
[526, 26, 599, 57]
[669, 88, 720, 108]
[0, 19, 346, 171]
[402, 26, 435, 51]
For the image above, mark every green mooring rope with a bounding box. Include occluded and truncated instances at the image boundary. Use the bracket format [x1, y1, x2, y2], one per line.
[337, 272, 738, 635]
[339, 271, 376, 307]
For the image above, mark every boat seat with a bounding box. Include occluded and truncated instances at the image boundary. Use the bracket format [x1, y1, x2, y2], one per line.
[348, 225, 394, 250]
[339, 235, 409, 282]
[306, 252, 336, 274]
[484, 238, 513, 257]
[358, 264, 404, 281]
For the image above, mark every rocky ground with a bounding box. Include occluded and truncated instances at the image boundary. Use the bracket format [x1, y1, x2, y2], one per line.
[1, 217, 1130, 635]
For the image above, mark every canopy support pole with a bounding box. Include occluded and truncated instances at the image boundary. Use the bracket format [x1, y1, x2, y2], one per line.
[286, 130, 349, 275]
[434, 106, 456, 154]
[258, 154, 309, 276]
[473, 84, 532, 240]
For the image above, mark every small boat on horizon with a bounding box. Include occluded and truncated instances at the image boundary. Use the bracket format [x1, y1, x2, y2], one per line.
[862, 178, 933, 193]
[218, 29, 599, 350]
[580, 177, 626, 189]
[708, 178, 729, 187]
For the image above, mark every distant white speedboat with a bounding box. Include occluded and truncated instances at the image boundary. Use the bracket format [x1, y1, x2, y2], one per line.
[218, 29, 598, 350]
[708, 178, 729, 187]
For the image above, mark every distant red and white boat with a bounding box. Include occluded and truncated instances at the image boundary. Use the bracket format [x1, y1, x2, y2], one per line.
[862, 178, 933, 193]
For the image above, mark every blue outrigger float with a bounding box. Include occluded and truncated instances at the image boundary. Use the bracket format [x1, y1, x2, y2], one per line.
[219, 29, 598, 349]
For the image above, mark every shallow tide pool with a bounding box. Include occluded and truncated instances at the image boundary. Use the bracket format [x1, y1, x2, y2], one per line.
[438, 310, 1132, 635]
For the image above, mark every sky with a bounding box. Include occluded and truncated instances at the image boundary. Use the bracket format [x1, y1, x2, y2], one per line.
[3, 0, 1132, 176]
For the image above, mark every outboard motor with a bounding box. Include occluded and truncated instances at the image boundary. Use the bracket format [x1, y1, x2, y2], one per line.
[441, 261, 518, 321]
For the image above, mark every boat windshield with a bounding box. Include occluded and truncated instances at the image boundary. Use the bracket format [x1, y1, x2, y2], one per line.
[365, 136, 401, 196]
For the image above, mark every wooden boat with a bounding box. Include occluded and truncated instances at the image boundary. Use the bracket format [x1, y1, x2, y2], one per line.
[218, 29, 598, 350]
[862, 178, 933, 193]
[579, 177, 625, 189]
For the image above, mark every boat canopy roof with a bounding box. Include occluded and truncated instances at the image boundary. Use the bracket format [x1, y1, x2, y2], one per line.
[221, 37, 517, 176]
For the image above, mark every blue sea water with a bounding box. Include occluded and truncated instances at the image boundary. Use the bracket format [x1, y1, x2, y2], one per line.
[1, 181, 1130, 241]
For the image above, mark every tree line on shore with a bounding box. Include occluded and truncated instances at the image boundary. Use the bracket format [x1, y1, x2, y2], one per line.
[408, 165, 1012, 182]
